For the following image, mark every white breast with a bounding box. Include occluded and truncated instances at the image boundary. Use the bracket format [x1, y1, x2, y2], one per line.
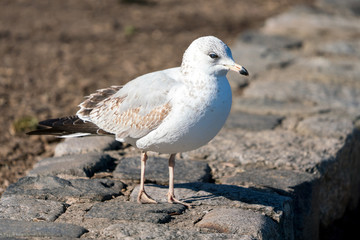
[135, 75, 232, 154]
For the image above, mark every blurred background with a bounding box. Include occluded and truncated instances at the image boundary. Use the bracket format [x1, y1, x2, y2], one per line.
[0, 0, 314, 194]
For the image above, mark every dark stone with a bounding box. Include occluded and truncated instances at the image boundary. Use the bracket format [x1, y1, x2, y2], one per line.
[241, 30, 303, 49]
[223, 169, 317, 194]
[85, 201, 186, 224]
[54, 136, 122, 157]
[101, 222, 231, 239]
[317, 41, 360, 57]
[225, 111, 283, 131]
[0, 219, 87, 238]
[230, 41, 295, 76]
[28, 153, 116, 178]
[223, 169, 320, 240]
[318, 0, 360, 15]
[3, 176, 125, 202]
[196, 207, 279, 238]
[0, 196, 66, 222]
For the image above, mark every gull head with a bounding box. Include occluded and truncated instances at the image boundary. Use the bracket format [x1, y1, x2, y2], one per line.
[181, 36, 249, 77]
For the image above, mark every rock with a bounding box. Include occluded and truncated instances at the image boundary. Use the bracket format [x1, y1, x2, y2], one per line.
[316, 129, 360, 227]
[262, 6, 360, 39]
[223, 169, 320, 240]
[0, 196, 66, 222]
[101, 222, 242, 240]
[222, 169, 316, 193]
[185, 128, 343, 172]
[295, 57, 360, 81]
[196, 208, 279, 239]
[54, 136, 121, 157]
[240, 30, 303, 50]
[113, 156, 211, 184]
[296, 114, 354, 138]
[228, 30, 302, 86]
[229, 40, 295, 77]
[240, 60, 360, 115]
[0, 219, 87, 238]
[317, 0, 360, 16]
[28, 153, 116, 178]
[232, 97, 321, 116]
[3, 176, 125, 202]
[225, 111, 283, 131]
[316, 40, 360, 57]
[85, 201, 186, 224]
[129, 183, 292, 225]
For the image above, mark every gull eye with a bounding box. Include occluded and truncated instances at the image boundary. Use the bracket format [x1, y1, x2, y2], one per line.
[209, 53, 219, 59]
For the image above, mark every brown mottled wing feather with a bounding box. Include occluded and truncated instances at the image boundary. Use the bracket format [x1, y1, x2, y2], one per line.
[77, 86, 122, 121]
[27, 116, 111, 136]
[90, 101, 171, 139]
[85, 70, 177, 140]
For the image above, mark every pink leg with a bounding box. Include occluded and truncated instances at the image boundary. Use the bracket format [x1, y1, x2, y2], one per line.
[137, 151, 157, 204]
[167, 154, 191, 208]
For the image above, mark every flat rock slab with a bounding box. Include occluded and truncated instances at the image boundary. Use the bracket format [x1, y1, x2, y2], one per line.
[54, 136, 121, 157]
[230, 40, 295, 76]
[232, 97, 322, 116]
[318, 0, 360, 15]
[225, 111, 283, 131]
[315, 40, 360, 57]
[130, 183, 292, 224]
[240, 30, 303, 49]
[0, 196, 66, 222]
[85, 201, 186, 224]
[113, 157, 211, 184]
[101, 222, 245, 240]
[296, 114, 354, 138]
[262, 6, 360, 39]
[28, 153, 115, 178]
[3, 176, 125, 202]
[222, 168, 318, 239]
[0, 219, 87, 238]
[185, 128, 343, 173]
[241, 66, 360, 114]
[196, 207, 279, 239]
[222, 169, 317, 194]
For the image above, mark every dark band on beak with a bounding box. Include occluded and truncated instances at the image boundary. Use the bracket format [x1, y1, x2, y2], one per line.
[228, 63, 249, 76]
[240, 67, 249, 76]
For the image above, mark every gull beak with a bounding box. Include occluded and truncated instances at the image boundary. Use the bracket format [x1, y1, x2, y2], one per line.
[228, 63, 249, 76]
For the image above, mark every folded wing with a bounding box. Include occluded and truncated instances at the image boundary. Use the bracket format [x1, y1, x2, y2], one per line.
[78, 69, 179, 140]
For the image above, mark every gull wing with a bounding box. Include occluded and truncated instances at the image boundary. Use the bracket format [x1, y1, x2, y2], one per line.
[77, 68, 180, 140]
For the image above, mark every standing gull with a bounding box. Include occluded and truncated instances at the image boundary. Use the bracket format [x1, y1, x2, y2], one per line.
[28, 36, 249, 206]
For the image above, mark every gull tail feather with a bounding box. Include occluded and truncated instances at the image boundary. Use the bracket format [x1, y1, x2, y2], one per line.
[27, 115, 112, 137]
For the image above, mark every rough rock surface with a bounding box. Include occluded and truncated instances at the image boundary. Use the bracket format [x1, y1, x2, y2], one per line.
[86, 201, 187, 224]
[196, 208, 279, 238]
[0, 196, 66, 222]
[1, 0, 360, 239]
[54, 136, 122, 157]
[28, 153, 116, 177]
[3, 176, 126, 202]
[0, 219, 88, 238]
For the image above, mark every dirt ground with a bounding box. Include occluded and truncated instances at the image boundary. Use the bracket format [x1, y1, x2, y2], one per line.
[0, 0, 314, 194]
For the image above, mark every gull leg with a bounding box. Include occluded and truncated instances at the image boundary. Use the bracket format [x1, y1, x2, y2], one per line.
[137, 151, 157, 204]
[167, 154, 191, 208]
